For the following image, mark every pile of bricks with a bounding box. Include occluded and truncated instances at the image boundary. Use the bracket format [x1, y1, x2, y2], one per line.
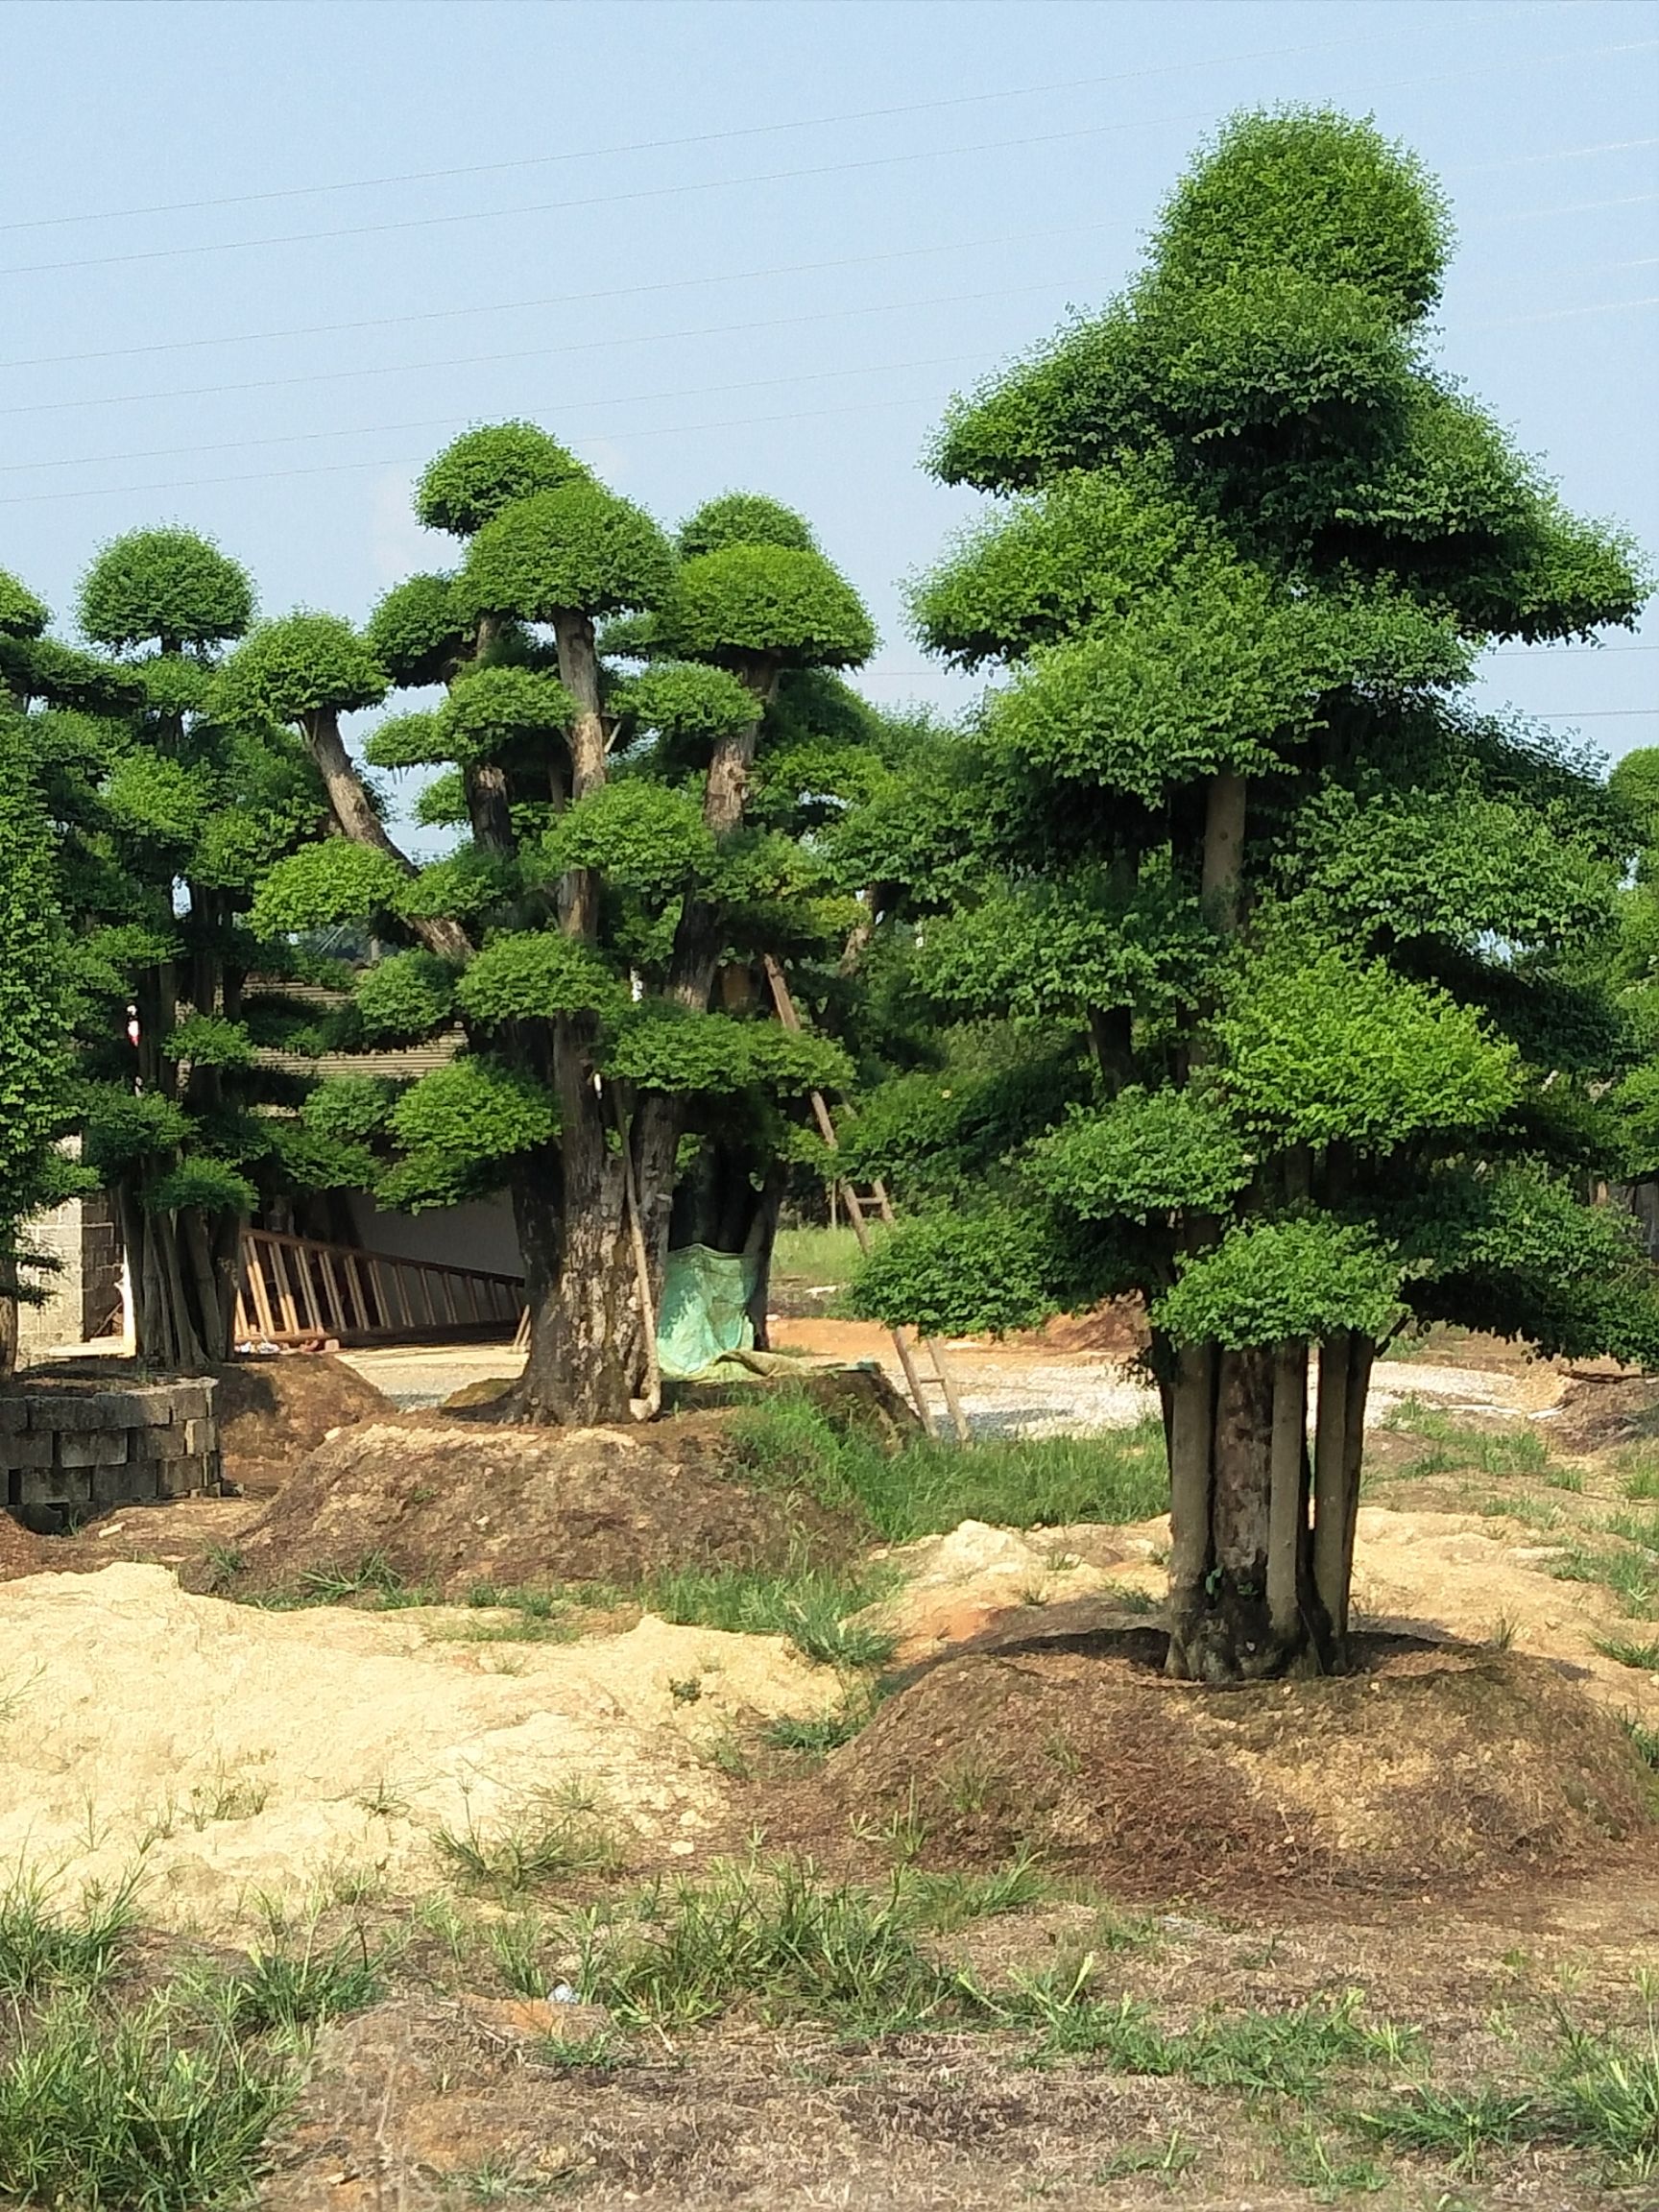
[1, 1376, 220, 1519]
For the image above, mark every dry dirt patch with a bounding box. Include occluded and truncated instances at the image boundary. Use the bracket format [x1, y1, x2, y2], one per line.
[823, 1630, 1654, 1902]
[225, 1413, 865, 1599]
[213, 1353, 398, 1494]
[0, 1561, 839, 1929]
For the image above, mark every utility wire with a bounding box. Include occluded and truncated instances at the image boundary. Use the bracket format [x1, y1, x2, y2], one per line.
[0, 35, 1650, 282]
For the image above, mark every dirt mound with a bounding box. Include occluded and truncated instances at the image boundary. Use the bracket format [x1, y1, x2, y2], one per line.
[212, 1355, 397, 1492]
[1550, 1372, 1659, 1454]
[1016, 1297, 1150, 1359]
[228, 1414, 866, 1599]
[0, 1562, 837, 1927]
[824, 1627, 1654, 1902]
[0, 1512, 45, 1582]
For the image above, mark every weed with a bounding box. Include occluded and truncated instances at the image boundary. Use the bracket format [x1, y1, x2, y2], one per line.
[639, 1556, 899, 1669]
[486, 1915, 550, 1999]
[1545, 1467, 1585, 1493]
[939, 1753, 1004, 1816]
[694, 1722, 756, 1780]
[1551, 2008, 1659, 2178]
[435, 1787, 627, 1891]
[353, 1775, 411, 1819]
[1277, 2119, 1386, 2198]
[1181, 1992, 1414, 2100]
[298, 1551, 406, 1603]
[1357, 2085, 1535, 2176]
[763, 1685, 883, 1756]
[899, 1850, 1049, 1934]
[218, 1928, 385, 2033]
[0, 1988, 294, 2210]
[1622, 1716, 1659, 1768]
[1382, 1402, 1551, 1480]
[569, 1856, 965, 2032]
[1008, 1961, 1173, 2067]
[202, 1546, 245, 1589]
[1596, 1636, 1659, 1671]
[667, 1675, 703, 1705]
[1094, 2130, 1199, 2182]
[188, 1770, 271, 1828]
[0, 1873, 135, 1998]
[1100, 1579, 1159, 1615]
[533, 2026, 622, 2072]
[1486, 1613, 1520, 1651]
[852, 1784, 929, 1865]
[1624, 1460, 1659, 1503]
[727, 1392, 1168, 1543]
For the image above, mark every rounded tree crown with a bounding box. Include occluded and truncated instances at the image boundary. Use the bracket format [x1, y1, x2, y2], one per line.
[211, 613, 388, 727]
[462, 482, 675, 624]
[415, 422, 589, 537]
[79, 527, 254, 651]
[658, 543, 875, 670]
[0, 569, 49, 639]
[677, 493, 817, 560]
[367, 573, 470, 688]
[441, 663, 575, 757]
[1149, 107, 1452, 325]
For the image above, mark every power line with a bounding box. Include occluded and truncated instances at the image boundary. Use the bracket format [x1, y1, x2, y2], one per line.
[0, 35, 1650, 283]
[1486, 643, 1657, 658]
[0, 27, 1411, 236]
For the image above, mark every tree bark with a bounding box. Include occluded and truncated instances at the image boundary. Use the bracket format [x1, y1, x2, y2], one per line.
[551, 610, 606, 942]
[1266, 1340, 1309, 1652]
[301, 708, 472, 963]
[1165, 1338, 1214, 1678]
[1201, 770, 1247, 935]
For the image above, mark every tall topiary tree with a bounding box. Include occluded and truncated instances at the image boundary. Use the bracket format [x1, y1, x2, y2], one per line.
[0, 709, 81, 1376]
[232, 429, 874, 1423]
[840, 109, 1653, 1680]
[1, 534, 337, 1370]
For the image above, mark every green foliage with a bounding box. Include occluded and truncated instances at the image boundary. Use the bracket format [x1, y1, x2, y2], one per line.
[82, 1088, 191, 1174]
[1155, 1216, 1404, 1347]
[397, 849, 515, 923]
[79, 527, 253, 650]
[416, 421, 588, 536]
[1030, 1087, 1251, 1221]
[145, 1158, 259, 1215]
[133, 653, 214, 716]
[677, 493, 817, 559]
[659, 543, 875, 669]
[412, 768, 469, 828]
[301, 1076, 397, 1143]
[160, 1014, 258, 1070]
[612, 661, 758, 743]
[462, 481, 674, 621]
[0, 730, 73, 1244]
[850, 1207, 1056, 1336]
[456, 932, 626, 1024]
[541, 781, 717, 898]
[440, 662, 574, 758]
[390, 1058, 557, 1165]
[361, 711, 448, 770]
[250, 841, 407, 933]
[101, 753, 212, 850]
[365, 571, 470, 687]
[1217, 948, 1519, 1150]
[0, 569, 48, 639]
[210, 613, 387, 727]
[601, 1003, 853, 1096]
[353, 950, 456, 1040]
[1611, 749, 1659, 850]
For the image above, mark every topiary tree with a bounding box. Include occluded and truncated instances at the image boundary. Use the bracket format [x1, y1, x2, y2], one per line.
[838, 108, 1653, 1680]
[1, 533, 343, 1370]
[238, 429, 876, 1423]
[0, 712, 82, 1375]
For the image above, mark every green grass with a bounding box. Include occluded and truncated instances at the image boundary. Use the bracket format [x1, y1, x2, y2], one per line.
[0, 1875, 135, 1999]
[1552, 2010, 1659, 2179]
[639, 1556, 901, 1668]
[1380, 1400, 1551, 1480]
[217, 1929, 387, 2034]
[567, 1856, 970, 2032]
[729, 1391, 1168, 1544]
[434, 1787, 628, 1892]
[771, 1222, 881, 1291]
[1595, 1635, 1659, 1671]
[1356, 2084, 1536, 2176]
[0, 1990, 294, 2212]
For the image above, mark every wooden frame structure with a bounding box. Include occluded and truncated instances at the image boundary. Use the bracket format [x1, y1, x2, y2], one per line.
[235, 1227, 524, 1347]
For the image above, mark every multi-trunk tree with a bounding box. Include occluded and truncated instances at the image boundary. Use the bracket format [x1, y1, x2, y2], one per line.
[841, 108, 1654, 1680]
[1, 530, 336, 1370]
[228, 430, 875, 1422]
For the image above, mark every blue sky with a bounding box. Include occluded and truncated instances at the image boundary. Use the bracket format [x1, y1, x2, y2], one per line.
[0, 0, 1653, 837]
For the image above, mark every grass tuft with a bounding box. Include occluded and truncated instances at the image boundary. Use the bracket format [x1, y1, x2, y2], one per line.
[435, 1787, 628, 1892]
[0, 1874, 135, 1998]
[217, 1929, 386, 2033]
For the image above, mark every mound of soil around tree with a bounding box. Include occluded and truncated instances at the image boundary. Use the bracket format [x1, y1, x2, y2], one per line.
[212, 1354, 397, 1494]
[0, 1511, 46, 1582]
[1550, 1371, 1659, 1454]
[822, 1623, 1655, 1902]
[224, 1411, 868, 1599]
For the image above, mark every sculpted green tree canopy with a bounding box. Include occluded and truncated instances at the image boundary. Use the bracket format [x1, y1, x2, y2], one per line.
[837, 106, 1653, 1683]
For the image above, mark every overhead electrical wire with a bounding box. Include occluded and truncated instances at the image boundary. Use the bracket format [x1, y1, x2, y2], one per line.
[0, 34, 1650, 282]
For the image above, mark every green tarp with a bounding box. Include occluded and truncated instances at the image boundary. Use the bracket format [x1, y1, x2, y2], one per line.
[656, 1243, 762, 1382]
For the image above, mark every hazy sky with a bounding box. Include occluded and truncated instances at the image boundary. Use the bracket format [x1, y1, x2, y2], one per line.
[0, 0, 1653, 838]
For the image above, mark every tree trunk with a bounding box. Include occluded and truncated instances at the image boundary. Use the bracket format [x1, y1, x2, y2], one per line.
[550, 610, 606, 942]
[1201, 770, 1247, 935]
[0, 1262, 17, 1380]
[301, 708, 471, 962]
[511, 1100, 640, 1428]
[1164, 1333, 1358, 1680]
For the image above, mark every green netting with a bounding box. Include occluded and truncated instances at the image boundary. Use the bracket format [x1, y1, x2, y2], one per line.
[656, 1242, 760, 1381]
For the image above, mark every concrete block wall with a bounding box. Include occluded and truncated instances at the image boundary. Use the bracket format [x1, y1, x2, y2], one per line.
[1, 1377, 219, 1518]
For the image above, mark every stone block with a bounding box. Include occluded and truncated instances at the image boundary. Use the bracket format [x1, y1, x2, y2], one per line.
[17, 1465, 71, 1507]
[167, 1382, 213, 1422]
[0, 1398, 28, 1434]
[158, 1455, 211, 1498]
[55, 1467, 93, 1508]
[134, 1425, 187, 1459]
[97, 1460, 154, 1504]
[1, 1432, 55, 1469]
[57, 1430, 129, 1469]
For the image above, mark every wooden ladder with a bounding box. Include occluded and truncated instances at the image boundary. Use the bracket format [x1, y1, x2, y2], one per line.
[235, 1227, 525, 1348]
[762, 955, 970, 1443]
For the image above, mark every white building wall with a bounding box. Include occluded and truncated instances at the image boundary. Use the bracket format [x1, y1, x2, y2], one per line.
[345, 1191, 523, 1279]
